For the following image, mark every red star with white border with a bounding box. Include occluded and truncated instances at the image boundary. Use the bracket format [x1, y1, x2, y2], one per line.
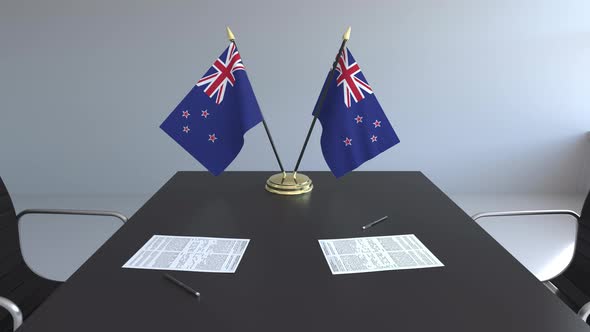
[182, 110, 190, 118]
[201, 110, 210, 119]
[208, 134, 218, 143]
[373, 120, 381, 128]
[343, 137, 352, 146]
[182, 126, 190, 133]
[370, 135, 378, 142]
[354, 115, 363, 124]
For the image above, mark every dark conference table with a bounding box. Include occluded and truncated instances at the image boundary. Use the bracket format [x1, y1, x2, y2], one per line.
[18, 172, 590, 331]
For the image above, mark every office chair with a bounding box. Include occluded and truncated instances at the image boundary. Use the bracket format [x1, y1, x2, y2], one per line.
[0, 177, 127, 331]
[472, 191, 590, 322]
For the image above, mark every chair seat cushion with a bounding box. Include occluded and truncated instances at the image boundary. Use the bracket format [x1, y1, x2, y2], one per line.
[553, 215, 590, 316]
[0, 177, 61, 331]
[0, 262, 61, 331]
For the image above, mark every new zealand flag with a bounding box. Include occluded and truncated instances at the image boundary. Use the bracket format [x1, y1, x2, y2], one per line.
[160, 43, 263, 175]
[314, 47, 400, 177]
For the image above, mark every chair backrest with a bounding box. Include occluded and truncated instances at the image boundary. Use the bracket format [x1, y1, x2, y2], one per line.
[0, 178, 59, 332]
[582, 191, 590, 221]
[553, 190, 590, 313]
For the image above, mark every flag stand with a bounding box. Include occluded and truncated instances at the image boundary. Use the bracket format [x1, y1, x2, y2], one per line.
[265, 27, 351, 196]
[265, 172, 313, 195]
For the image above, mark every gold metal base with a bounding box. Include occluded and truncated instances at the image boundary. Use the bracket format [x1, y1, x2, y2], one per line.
[265, 172, 313, 195]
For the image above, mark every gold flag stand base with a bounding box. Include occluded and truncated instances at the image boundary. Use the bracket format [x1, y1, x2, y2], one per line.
[265, 172, 313, 195]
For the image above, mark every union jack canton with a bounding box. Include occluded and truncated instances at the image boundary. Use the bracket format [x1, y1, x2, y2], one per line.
[335, 48, 373, 108]
[196, 43, 245, 105]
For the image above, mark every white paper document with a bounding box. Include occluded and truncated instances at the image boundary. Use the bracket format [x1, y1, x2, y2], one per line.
[123, 235, 250, 273]
[318, 234, 443, 275]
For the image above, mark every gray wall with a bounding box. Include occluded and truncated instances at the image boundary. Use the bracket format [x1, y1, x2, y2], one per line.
[1, 0, 589, 196]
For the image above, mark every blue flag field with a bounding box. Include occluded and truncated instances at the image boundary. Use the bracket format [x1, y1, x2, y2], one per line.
[314, 47, 400, 177]
[160, 43, 263, 175]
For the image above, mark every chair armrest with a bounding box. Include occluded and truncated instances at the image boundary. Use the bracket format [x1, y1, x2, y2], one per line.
[471, 209, 580, 221]
[471, 209, 581, 282]
[16, 209, 128, 224]
[0, 296, 23, 331]
[579, 301, 590, 321]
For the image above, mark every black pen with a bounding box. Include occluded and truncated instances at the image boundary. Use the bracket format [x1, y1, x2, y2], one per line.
[362, 216, 388, 230]
[164, 273, 200, 298]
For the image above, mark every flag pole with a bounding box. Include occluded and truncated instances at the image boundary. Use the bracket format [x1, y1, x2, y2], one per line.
[292, 26, 351, 176]
[265, 27, 350, 195]
[226, 26, 286, 175]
